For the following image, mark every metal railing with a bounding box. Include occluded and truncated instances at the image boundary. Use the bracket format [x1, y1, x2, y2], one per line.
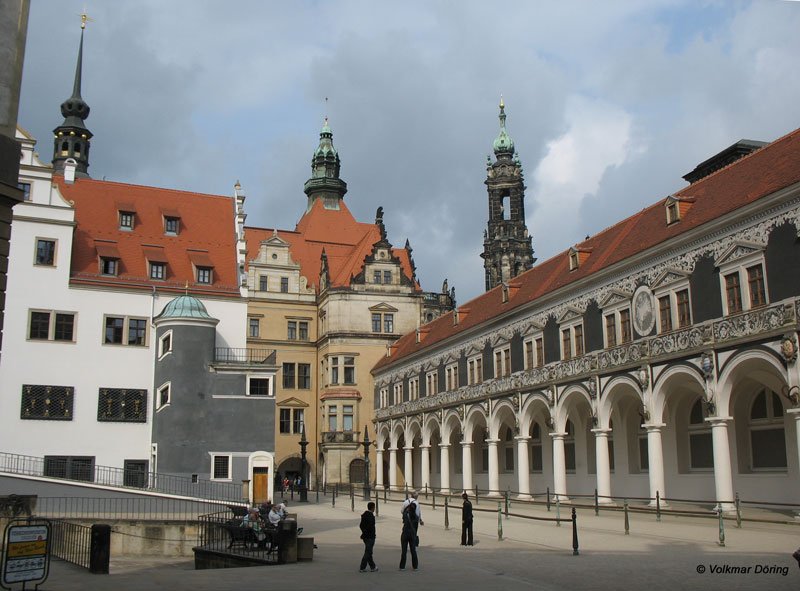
[197, 510, 278, 563]
[32, 496, 239, 521]
[214, 348, 276, 364]
[50, 519, 92, 569]
[0, 451, 243, 502]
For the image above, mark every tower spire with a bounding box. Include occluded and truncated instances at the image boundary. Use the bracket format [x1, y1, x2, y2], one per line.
[303, 115, 348, 210]
[481, 99, 534, 291]
[52, 13, 93, 178]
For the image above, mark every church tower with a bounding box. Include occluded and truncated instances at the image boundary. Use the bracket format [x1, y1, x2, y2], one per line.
[480, 99, 534, 291]
[52, 17, 93, 178]
[303, 117, 347, 211]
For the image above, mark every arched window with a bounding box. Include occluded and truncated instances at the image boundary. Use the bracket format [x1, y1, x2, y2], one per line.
[530, 422, 543, 472]
[74, 142, 81, 156]
[749, 388, 787, 470]
[60, 141, 69, 156]
[564, 420, 576, 472]
[688, 399, 713, 469]
[349, 458, 366, 484]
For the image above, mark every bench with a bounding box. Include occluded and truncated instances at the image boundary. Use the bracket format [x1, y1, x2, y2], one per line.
[225, 524, 257, 551]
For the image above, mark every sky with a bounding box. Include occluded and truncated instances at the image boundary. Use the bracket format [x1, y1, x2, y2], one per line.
[17, 1, 800, 306]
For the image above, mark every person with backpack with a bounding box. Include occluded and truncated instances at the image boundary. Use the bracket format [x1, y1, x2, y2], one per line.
[359, 502, 378, 572]
[461, 492, 474, 546]
[399, 500, 419, 570]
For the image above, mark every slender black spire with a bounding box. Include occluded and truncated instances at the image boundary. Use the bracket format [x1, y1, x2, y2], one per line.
[52, 16, 93, 178]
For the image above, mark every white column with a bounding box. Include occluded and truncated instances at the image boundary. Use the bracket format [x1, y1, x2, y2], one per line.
[551, 432, 569, 501]
[487, 439, 500, 496]
[420, 444, 431, 491]
[375, 449, 385, 490]
[515, 436, 532, 499]
[789, 409, 800, 478]
[592, 428, 613, 504]
[708, 417, 736, 511]
[388, 447, 398, 490]
[461, 441, 473, 492]
[439, 444, 451, 494]
[404, 446, 414, 490]
[645, 423, 667, 506]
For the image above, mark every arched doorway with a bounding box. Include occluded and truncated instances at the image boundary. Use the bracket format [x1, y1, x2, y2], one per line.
[349, 458, 366, 484]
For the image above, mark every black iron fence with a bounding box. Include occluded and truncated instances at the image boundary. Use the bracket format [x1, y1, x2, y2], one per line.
[214, 348, 276, 364]
[197, 510, 278, 563]
[0, 451, 242, 502]
[50, 519, 92, 569]
[32, 496, 240, 521]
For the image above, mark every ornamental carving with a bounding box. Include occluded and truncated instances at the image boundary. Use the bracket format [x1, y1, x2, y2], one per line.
[713, 302, 793, 342]
[597, 342, 648, 370]
[650, 326, 706, 357]
[781, 333, 798, 364]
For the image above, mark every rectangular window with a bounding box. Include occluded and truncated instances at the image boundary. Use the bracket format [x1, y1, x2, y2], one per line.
[105, 316, 124, 344]
[287, 321, 297, 340]
[426, 371, 438, 396]
[409, 377, 419, 400]
[494, 347, 511, 378]
[331, 356, 340, 385]
[101, 257, 118, 276]
[676, 289, 691, 328]
[298, 321, 309, 341]
[280, 277, 289, 293]
[119, 211, 134, 229]
[619, 310, 631, 344]
[293, 409, 305, 434]
[21, 385, 74, 420]
[18, 182, 31, 201]
[343, 405, 354, 431]
[562, 329, 572, 360]
[658, 296, 672, 333]
[44, 456, 94, 482]
[28, 310, 76, 342]
[212, 455, 231, 480]
[393, 383, 403, 405]
[468, 356, 483, 385]
[259, 276, 268, 291]
[372, 313, 381, 332]
[36, 239, 56, 266]
[164, 217, 179, 235]
[282, 362, 296, 389]
[97, 388, 147, 422]
[197, 267, 212, 284]
[605, 314, 617, 347]
[725, 273, 742, 314]
[127, 318, 146, 346]
[383, 270, 392, 284]
[159, 332, 172, 357]
[150, 262, 165, 280]
[249, 318, 260, 338]
[747, 265, 766, 308]
[105, 316, 146, 346]
[573, 324, 584, 356]
[249, 378, 271, 396]
[157, 383, 170, 408]
[328, 405, 337, 431]
[372, 312, 394, 333]
[384, 313, 394, 333]
[123, 460, 148, 488]
[524, 340, 534, 369]
[343, 356, 355, 385]
[279, 408, 291, 434]
[298, 363, 311, 389]
[446, 364, 458, 391]
[535, 338, 544, 367]
[373, 270, 382, 284]
[379, 387, 388, 408]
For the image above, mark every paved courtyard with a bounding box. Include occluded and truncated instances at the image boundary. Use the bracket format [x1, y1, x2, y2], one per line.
[38, 495, 799, 590]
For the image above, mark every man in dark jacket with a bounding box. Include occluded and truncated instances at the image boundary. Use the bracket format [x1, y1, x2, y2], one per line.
[461, 492, 473, 546]
[359, 502, 378, 572]
[399, 501, 419, 570]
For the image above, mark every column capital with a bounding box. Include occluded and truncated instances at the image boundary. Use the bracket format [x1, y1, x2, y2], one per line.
[389, 447, 399, 452]
[439, 443, 451, 449]
[550, 432, 567, 440]
[420, 444, 432, 450]
[485, 438, 500, 446]
[403, 446, 415, 452]
[643, 422, 666, 432]
[514, 436, 531, 443]
[590, 428, 612, 436]
[787, 408, 800, 418]
[705, 416, 733, 426]
[460, 440, 473, 448]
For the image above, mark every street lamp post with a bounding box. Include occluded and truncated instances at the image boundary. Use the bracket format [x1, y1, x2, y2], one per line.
[299, 425, 309, 502]
[362, 425, 372, 499]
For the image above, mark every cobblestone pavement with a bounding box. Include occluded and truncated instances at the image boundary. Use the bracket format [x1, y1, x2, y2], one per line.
[35, 494, 800, 591]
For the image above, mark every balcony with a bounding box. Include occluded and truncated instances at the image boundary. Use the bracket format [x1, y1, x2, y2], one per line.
[213, 348, 276, 365]
[321, 431, 357, 444]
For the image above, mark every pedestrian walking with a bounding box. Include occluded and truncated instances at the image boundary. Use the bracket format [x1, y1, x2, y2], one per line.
[359, 501, 379, 572]
[399, 500, 419, 570]
[402, 490, 423, 545]
[461, 492, 473, 546]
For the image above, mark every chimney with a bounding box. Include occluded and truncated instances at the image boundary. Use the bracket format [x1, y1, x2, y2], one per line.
[64, 158, 77, 184]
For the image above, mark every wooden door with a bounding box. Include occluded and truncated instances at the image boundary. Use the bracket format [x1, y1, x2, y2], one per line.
[253, 467, 270, 503]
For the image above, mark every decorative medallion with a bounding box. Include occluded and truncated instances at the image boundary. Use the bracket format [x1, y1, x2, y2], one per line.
[700, 352, 714, 380]
[780, 333, 798, 364]
[632, 284, 656, 336]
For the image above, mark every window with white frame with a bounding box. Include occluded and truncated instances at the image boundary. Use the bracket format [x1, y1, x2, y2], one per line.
[329, 356, 356, 385]
[100, 257, 118, 276]
[371, 312, 394, 333]
[28, 310, 76, 342]
[248, 376, 273, 396]
[523, 335, 544, 369]
[379, 387, 389, 408]
[653, 274, 692, 334]
[35, 238, 57, 266]
[211, 455, 231, 480]
[602, 299, 632, 348]
[561, 322, 584, 360]
[467, 354, 483, 385]
[158, 331, 173, 358]
[248, 317, 260, 338]
[445, 362, 458, 391]
[425, 370, 438, 396]
[279, 408, 305, 434]
[717, 247, 768, 316]
[493, 345, 511, 378]
[409, 377, 420, 401]
[156, 382, 171, 410]
[393, 383, 403, 405]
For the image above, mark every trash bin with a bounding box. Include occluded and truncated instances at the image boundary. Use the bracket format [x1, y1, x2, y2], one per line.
[277, 519, 298, 564]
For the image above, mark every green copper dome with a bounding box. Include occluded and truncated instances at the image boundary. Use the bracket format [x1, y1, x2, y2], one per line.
[156, 295, 212, 320]
[313, 117, 338, 158]
[492, 98, 515, 156]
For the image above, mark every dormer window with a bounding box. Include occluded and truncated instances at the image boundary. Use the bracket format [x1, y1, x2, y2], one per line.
[101, 258, 118, 276]
[95, 241, 121, 277]
[383, 270, 392, 284]
[150, 263, 165, 280]
[665, 195, 695, 225]
[197, 267, 212, 284]
[373, 270, 381, 284]
[666, 201, 680, 224]
[188, 251, 214, 286]
[569, 251, 579, 271]
[164, 217, 180, 235]
[119, 211, 134, 230]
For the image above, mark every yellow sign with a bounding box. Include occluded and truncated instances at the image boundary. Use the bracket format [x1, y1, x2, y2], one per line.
[7, 540, 47, 558]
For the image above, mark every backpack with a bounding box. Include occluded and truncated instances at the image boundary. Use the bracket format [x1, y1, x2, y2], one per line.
[403, 502, 418, 527]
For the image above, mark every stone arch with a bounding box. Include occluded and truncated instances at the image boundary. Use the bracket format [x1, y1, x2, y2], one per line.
[463, 404, 489, 442]
[716, 347, 787, 417]
[391, 421, 405, 449]
[377, 422, 391, 448]
[442, 410, 463, 443]
[651, 364, 705, 425]
[489, 398, 518, 440]
[597, 375, 643, 429]
[555, 385, 593, 433]
[422, 413, 442, 446]
[519, 392, 552, 435]
[406, 416, 423, 444]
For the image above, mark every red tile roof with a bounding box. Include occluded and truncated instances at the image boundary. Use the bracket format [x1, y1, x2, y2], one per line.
[57, 177, 241, 297]
[374, 126, 800, 372]
[245, 198, 418, 290]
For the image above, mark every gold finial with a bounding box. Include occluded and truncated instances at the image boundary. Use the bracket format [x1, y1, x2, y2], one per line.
[184, 280, 189, 295]
[79, 9, 94, 30]
[499, 94, 504, 109]
[234, 179, 241, 190]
